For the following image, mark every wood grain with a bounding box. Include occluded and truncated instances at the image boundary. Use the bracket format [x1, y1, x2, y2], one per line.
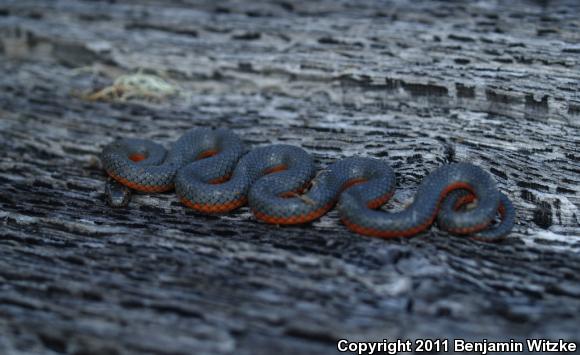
[0, 0, 579, 354]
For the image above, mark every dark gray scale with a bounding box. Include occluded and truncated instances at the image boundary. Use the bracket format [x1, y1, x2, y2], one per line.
[102, 127, 244, 190]
[249, 156, 395, 220]
[102, 129, 514, 239]
[331, 157, 396, 205]
[435, 163, 500, 232]
[338, 163, 501, 235]
[439, 190, 515, 241]
[101, 138, 168, 186]
[173, 129, 247, 206]
[178, 145, 314, 209]
[474, 193, 515, 241]
[338, 169, 440, 234]
[247, 146, 316, 218]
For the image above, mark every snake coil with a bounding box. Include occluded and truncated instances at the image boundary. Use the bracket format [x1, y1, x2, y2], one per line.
[101, 128, 515, 241]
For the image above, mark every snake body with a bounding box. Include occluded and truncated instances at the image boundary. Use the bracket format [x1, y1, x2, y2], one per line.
[101, 128, 515, 241]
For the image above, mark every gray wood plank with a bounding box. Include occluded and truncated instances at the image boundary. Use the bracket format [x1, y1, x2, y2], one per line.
[0, 1, 579, 354]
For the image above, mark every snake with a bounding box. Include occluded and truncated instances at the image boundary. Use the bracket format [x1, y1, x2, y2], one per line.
[101, 128, 515, 241]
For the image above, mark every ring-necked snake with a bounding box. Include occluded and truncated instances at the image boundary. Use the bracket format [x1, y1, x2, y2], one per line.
[101, 128, 515, 241]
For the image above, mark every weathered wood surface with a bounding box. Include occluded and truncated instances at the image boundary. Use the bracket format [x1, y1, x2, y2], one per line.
[0, 0, 579, 354]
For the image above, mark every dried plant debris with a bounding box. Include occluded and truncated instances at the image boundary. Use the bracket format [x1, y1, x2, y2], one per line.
[84, 72, 179, 102]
